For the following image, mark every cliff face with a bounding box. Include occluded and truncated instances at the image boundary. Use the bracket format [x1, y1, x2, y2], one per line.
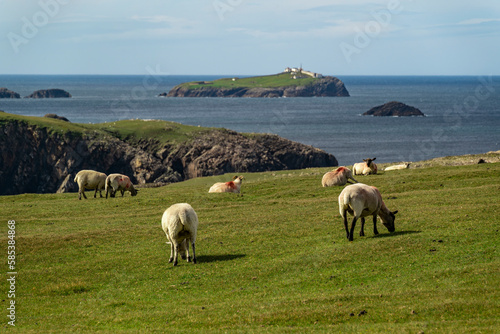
[164, 76, 350, 98]
[0, 120, 337, 195]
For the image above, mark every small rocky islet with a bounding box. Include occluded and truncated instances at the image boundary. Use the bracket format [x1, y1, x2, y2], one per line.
[363, 101, 425, 117]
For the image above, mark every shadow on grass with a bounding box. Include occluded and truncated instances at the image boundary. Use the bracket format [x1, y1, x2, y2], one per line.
[198, 254, 246, 263]
[373, 230, 421, 238]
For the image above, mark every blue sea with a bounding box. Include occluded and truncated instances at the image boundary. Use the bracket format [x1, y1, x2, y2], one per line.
[1, 75, 499, 165]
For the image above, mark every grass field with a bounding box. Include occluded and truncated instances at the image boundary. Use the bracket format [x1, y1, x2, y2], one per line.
[178, 72, 318, 90]
[1, 162, 499, 333]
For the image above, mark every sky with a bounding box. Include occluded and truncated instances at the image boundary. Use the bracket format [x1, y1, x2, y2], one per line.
[0, 0, 499, 76]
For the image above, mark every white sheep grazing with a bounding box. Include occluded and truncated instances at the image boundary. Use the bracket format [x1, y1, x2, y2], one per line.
[105, 173, 138, 198]
[322, 166, 358, 187]
[74, 170, 107, 200]
[208, 175, 244, 193]
[353, 158, 378, 176]
[338, 183, 397, 241]
[384, 162, 411, 171]
[161, 203, 198, 266]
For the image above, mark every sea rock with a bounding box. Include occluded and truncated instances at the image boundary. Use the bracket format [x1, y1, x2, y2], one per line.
[363, 101, 425, 117]
[163, 76, 350, 98]
[0, 88, 21, 99]
[44, 114, 70, 122]
[25, 89, 72, 98]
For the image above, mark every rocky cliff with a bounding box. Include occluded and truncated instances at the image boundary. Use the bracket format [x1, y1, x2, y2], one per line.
[0, 114, 338, 195]
[163, 76, 350, 98]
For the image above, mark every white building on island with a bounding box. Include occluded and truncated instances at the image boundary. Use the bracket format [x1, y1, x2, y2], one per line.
[283, 67, 323, 78]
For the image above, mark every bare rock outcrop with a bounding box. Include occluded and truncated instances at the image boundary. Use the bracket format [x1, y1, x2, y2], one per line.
[0, 88, 21, 99]
[363, 101, 425, 117]
[25, 89, 72, 98]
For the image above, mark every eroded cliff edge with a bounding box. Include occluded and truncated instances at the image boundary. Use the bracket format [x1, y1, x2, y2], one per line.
[0, 113, 338, 195]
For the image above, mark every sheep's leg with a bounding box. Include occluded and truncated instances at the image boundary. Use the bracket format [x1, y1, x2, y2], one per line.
[121, 190, 125, 197]
[342, 211, 350, 240]
[80, 188, 87, 200]
[173, 244, 180, 266]
[168, 243, 175, 263]
[360, 217, 365, 237]
[372, 214, 379, 235]
[93, 188, 98, 198]
[191, 241, 197, 264]
[349, 217, 358, 242]
[181, 239, 189, 261]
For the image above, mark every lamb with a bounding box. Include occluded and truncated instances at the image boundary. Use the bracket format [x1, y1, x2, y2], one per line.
[74, 170, 107, 200]
[161, 203, 198, 266]
[322, 166, 358, 187]
[384, 162, 410, 171]
[105, 173, 138, 198]
[338, 183, 397, 241]
[208, 175, 244, 193]
[353, 158, 378, 176]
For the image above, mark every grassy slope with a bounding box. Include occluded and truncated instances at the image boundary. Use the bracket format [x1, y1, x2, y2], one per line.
[1, 162, 498, 333]
[0, 112, 214, 146]
[178, 72, 317, 90]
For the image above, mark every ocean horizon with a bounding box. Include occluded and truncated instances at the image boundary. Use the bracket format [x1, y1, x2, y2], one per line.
[1, 74, 499, 166]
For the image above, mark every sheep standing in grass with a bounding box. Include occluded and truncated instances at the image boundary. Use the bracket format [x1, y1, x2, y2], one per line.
[161, 203, 198, 266]
[74, 170, 107, 200]
[338, 183, 397, 241]
[105, 173, 138, 198]
[353, 158, 378, 176]
[322, 167, 358, 187]
[209, 175, 244, 193]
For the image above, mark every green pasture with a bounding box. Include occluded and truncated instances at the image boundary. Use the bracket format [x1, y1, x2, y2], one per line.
[179, 72, 317, 90]
[0, 112, 215, 146]
[0, 163, 499, 333]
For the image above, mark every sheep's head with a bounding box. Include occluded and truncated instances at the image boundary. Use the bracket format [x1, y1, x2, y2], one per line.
[130, 187, 138, 196]
[363, 158, 376, 167]
[232, 175, 244, 183]
[381, 210, 397, 232]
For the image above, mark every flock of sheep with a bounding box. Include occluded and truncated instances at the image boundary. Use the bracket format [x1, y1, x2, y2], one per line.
[74, 170, 138, 200]
[74, 158, 406, 266]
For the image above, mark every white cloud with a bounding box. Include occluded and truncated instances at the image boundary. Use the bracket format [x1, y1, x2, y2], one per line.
[458, 18, 500, 25]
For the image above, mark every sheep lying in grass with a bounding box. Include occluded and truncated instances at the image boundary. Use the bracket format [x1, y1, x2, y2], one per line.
[353, 158, 378, 176]
[161, 203, 198, 266]
[209, 175, 244, 193]
[74, 170, 107, 200]
[322, 167, 358, 187]
[105, 173, 138, 198]
[338, 183, 397, 241]
[384, 162, 410, 171]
